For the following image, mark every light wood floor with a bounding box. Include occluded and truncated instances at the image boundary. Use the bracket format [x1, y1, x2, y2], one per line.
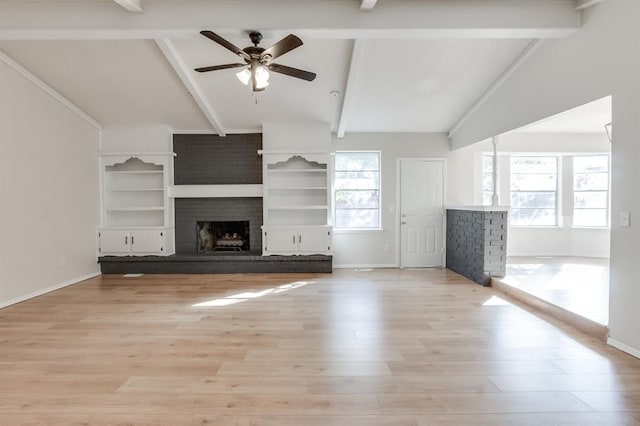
[501, 256, 609, 325]
[1, 269, 639, 425]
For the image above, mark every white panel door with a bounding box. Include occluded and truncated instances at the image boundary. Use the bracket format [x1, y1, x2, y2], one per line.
[98, 230, 130, 254]
[263, 228, 297, 255]
[400, 160, 444, 267]
[130, 230, 164, 254]
[297, 227, 331, 255]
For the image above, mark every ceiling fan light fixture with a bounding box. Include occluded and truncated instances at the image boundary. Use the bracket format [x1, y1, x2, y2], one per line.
[254, 65, 270, 90]
[236, 68, 251, 86]
[197, 30, 316, 92]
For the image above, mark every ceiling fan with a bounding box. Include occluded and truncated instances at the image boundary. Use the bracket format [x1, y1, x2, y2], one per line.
[195, 30, 317, 92]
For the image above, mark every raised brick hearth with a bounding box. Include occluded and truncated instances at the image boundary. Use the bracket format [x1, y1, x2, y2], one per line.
[445, 208, 507, 286]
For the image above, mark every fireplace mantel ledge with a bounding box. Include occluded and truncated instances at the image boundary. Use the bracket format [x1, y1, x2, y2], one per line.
[169, 184, 263, 198]
[445, 205, 510, 212]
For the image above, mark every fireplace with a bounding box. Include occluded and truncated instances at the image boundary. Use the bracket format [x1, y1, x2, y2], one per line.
[175, 198, 263, 255]
[197, 221, 250, 253]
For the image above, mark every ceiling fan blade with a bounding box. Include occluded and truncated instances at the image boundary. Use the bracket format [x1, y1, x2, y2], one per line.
[261, 34, 303, 61]
[200, 30, 250, 61]
[268, 63, 316, 82]
[194, 63, 246, 73]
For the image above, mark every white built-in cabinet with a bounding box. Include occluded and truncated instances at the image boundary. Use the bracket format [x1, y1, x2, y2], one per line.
[261, 153, 332, 256]
[97, 153, 175, 256]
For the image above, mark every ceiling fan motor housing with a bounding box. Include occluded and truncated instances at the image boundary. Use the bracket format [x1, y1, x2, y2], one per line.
[249, 31, 263, 46]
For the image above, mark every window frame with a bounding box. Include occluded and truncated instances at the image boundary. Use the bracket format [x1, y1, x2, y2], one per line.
[481, 153, 495, 206]
[572, 154, 610, 228]
[333, 151, 382, 231]
[508, 155, 559, 227]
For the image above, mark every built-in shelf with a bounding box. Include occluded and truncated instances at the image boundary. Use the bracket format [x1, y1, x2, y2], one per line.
[106, 170, 163, 175]
[262, 153, 332, 256]
[268, 205, 328, 210]
[267, 168, 327, 173]
[107, 207, 164, 212]
[99, 154, 175, 256]
[269, 187, 327, 190]
[108, 188, 164, 192]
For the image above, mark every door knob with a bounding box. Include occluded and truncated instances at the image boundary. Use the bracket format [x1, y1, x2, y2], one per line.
[401, 221, 407, 225]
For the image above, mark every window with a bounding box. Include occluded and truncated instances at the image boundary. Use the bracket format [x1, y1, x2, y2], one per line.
[509, 156, 558, 226]
[482, 154, 494, 206]
[334, 151, 381, 229]
[573, 155, 609, 227]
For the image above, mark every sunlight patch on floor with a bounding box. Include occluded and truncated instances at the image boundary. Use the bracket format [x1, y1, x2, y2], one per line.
[482, 295, 512, 306]
[192, 281, 314, 308]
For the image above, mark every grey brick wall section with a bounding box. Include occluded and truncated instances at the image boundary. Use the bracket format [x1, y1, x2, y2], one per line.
[446, 209, 507, 286]
[175, 198, 263, 255]
[173, 133, 263, 185]
[98, 255, 332, 274]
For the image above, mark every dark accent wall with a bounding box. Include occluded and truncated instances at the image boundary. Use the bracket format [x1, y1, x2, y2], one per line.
[173, 133, 262, 185]
[446, 209, 507, 286]
[175, 198, 263, 255]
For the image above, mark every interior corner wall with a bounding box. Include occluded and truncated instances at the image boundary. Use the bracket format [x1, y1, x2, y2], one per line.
[332, 133, 466, 268]
[100, 124, 172, 152]
[0, 59, 101, 308]
[449, 0, 640, 355]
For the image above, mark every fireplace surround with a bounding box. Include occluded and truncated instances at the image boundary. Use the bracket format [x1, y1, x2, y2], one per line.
[175, 198, 263, 255]
[197, 220, 250, 253]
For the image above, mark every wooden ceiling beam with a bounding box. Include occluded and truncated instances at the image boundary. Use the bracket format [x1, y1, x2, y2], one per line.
[336, 39, 366, 138]
[155, 39, 226, 136]
[0, 0, 580, 40]
[575, 0, 605, 11]
[113, 0, 143, 13]
[360, 0, 378, 11]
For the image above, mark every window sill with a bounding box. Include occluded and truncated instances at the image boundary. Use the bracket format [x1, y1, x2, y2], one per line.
[509, 226, 610, 230]
[572, 226, 610, 230]
[508, 226, 561, 229]
[333, 228, 385, 234]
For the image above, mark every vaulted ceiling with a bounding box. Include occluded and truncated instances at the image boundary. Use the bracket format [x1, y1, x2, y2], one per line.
[0, 0, 604, 137]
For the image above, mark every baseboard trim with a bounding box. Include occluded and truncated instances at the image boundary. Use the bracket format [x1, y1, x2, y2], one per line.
[607, 338, 640, 359]
[491, 277, 609, 342]
[333, 263, 399, 269]
[0, 272, 101, 309]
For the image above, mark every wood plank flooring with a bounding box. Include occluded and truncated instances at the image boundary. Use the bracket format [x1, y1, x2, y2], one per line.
[1, 269, 639, 425]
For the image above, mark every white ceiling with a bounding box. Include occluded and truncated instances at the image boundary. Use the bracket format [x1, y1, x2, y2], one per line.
[0, 0, 599, 137]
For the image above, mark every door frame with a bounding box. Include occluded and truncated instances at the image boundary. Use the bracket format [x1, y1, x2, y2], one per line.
[395, 157, 447, 268]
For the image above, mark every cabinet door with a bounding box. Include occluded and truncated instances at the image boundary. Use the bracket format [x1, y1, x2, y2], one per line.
[264, 229, 297, 255]
[130, 230, 164, 254]
[98, 230, 130, 254]
[297, 228, 332, 255]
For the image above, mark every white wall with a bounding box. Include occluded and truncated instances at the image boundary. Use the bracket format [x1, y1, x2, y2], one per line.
[101, 124, 172, 152]
[508, 228, 610, 258]
[332, 133, 470, 267]
[449, 0, 640, 355]
[263, 121, 331, 152]
[0, 59, 101, 307]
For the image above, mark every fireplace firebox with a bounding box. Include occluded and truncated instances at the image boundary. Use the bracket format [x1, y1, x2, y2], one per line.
[197, 221, 250, 253]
